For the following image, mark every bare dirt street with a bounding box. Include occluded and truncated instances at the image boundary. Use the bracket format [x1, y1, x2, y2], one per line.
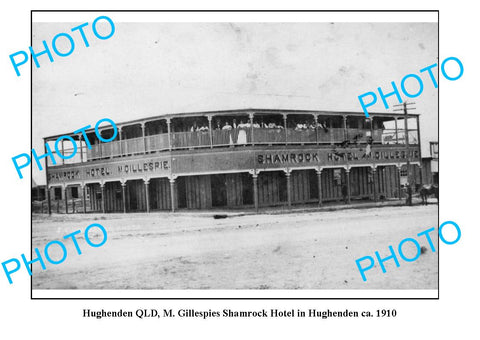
[32, 204, 438, 290]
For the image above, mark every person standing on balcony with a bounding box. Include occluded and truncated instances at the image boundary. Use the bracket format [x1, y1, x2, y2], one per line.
[191, 122, 199, 132]
[319, 120, 329, 133]
[295, 122, 304, 131]
[237, 120, 248, 145]
[222, 121, 233, 145]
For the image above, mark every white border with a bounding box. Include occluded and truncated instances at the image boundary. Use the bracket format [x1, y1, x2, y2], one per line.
[33, 289, 438, 299]
[30, 10, 438, 300]
[32, 11, 438, 23]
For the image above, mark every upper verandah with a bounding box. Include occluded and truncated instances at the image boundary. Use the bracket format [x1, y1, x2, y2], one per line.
[44, 108, 419, 141]
[44, 108, 420, 166]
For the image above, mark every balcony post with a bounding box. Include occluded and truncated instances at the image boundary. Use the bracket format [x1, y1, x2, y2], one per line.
[118, 126, 123, 157]
[166, 118, 172, 151]
[252, 171, 259, 212]
[314, 113, 319, 145]
[121, 181, 127, 213]
[72, 188, 76, 213]
[98, 133, 102, 159]
[82, 184, 87, 213]
[316, 168, 323, 206]
[141, 122, 147, 154]
[44, 138, 52, 216]
[283, 114, 288, 145]
[207, 115, 213, 148]
[77, 134, 84, 162]
[395, 117, 399, 144]
[108, 129, 114, 159]
[169, 176, 176, 212]
[372, 166, 378, 202]
[370, 116, 374, 143]
[343, 115, 348, 142]
[285, 169, 292, 207]
[396, 165, 402, 200]
[64, 185, 68, 214]
[144, 178, 150, 213]
[345, 167, 351, 204]
[249, 112, 255, 146]
[100, 182, 106, 213]
[61, 139, 65, 165]
[46, 185, 52, 215]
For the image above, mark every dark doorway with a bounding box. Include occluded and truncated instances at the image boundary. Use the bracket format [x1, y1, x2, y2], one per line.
[54, 187, 62, 200]
[126, 180, 145, 211]
[71, 186, 79, 198]
[278, 171, 287, 202]
[211, 174, 227, 207]
[308, 169, 319, 199]
[92, 185, 102, 211]
[177, 177, 187, 209]
[129, 185, 138, 210]
[148, 178, 171, 210]
[105, 182, 123, 212]
[241, 173, 254, 205]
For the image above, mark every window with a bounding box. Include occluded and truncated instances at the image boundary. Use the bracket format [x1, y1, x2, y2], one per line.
[71, 187, 79, 198]
[54, 187, 62, 200]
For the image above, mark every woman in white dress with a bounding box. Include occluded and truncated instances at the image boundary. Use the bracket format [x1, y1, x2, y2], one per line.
[237, 120, 248, 145]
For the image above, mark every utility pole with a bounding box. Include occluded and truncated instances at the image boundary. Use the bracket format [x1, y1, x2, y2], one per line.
[393, 102, 415, 205]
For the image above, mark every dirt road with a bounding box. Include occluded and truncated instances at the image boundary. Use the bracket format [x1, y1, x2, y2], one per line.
[32, 204, 438, 290]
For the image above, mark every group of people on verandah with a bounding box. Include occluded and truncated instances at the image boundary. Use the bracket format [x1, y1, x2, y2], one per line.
[188, 119, 317, 145]
[188, 119, 331, 132]
[181, 117, 377, 147]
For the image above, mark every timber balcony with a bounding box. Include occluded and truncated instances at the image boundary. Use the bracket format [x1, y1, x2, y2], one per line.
[45, 109, 420, 166]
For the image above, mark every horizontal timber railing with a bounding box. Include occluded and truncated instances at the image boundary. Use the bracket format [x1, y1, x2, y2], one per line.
[49, 127, 419, 166]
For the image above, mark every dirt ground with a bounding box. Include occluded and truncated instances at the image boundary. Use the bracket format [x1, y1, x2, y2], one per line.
[32, 203, 438, 290]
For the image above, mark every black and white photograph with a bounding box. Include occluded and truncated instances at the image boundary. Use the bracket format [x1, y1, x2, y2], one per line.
[30, 12, 439, 296]
[3, 2, 480, 339]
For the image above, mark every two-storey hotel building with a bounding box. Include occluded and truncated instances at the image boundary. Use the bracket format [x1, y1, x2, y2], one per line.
[43, 108, 422, 213]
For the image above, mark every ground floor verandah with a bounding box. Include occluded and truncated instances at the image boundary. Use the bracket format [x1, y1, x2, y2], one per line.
[41, 164, 422, 214]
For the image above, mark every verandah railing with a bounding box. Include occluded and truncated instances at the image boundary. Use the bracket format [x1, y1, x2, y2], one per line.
[53, 127, 416, 164]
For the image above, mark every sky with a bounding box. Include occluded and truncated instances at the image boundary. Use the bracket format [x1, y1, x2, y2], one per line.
[32, 21, 438, 185]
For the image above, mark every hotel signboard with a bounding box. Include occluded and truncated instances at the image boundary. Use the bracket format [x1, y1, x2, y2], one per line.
[47, 146, 420, 185]
[48, 156, 171, 184]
